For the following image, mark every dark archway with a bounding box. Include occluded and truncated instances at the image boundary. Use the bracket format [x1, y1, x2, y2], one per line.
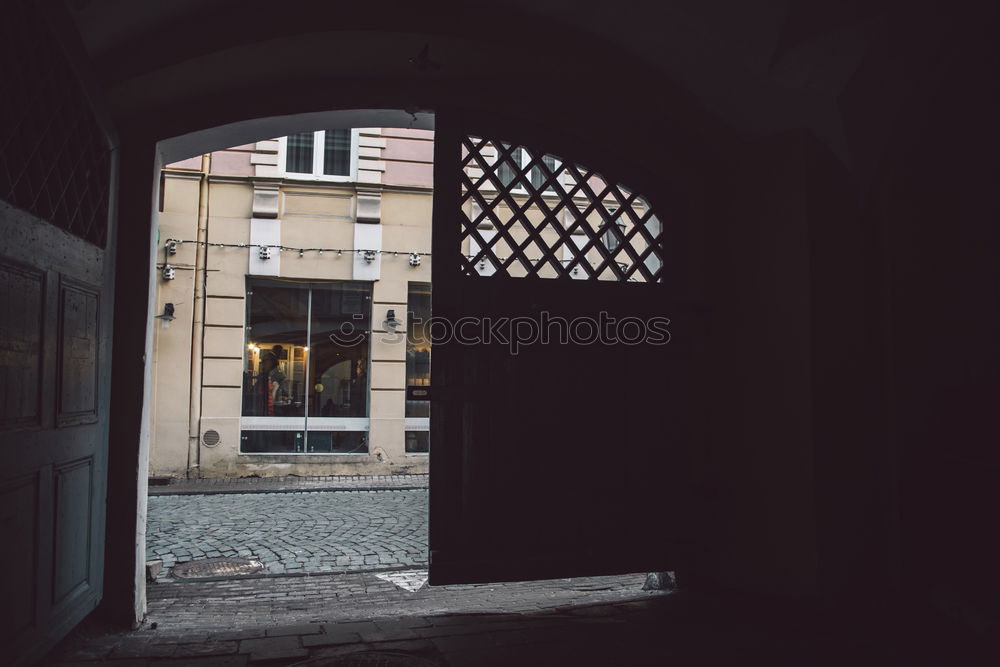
[4, 2, 998, 660]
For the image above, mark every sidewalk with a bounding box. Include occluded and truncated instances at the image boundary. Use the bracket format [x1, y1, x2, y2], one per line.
[51, 594, 675, 666]
[46, 588, 921, 666]
[148, 474, 429, 496]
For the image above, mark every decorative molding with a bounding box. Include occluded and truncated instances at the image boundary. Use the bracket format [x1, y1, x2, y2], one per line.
[356, 188, 383, 224]
[250, 152, 278, 166]
[358, 159, 387, 172]
[251, 181, 280, 218]
[254, 164, 281, 178]
[162, 169, 204, 181]
[357, 169, 382, 185]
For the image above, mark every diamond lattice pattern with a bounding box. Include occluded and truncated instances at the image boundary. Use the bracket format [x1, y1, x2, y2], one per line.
[460, 136, 663, 282]
[0, 2, 111, 247]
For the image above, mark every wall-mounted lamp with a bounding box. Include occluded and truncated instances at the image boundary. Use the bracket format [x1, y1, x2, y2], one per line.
[385, 309, 403, 331]
[409, 252, 422, 267]
[155, 302, 176, 329]
[161, 264, 176, 280]
[259, 246, 272, 260]
[363, 250, 377, 263]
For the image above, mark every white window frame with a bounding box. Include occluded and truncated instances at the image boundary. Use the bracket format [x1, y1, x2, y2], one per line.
[495, 144, 565, 196]
[277, 128, 361, 182]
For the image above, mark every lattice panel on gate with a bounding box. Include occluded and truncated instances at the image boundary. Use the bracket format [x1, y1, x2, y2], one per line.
[459, 136, 663, 282]
[0, 2, 111, 248]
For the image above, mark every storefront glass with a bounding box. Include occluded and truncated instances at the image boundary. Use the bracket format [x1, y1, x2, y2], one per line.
[241, 278, 371, 453]
[405, 282, 431, 453]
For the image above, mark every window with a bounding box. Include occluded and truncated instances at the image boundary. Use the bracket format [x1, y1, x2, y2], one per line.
[241, 278, 372, 453]
[280, 129, 358, 180]
[602, 207, 626, 252]
[496, 145, 560, 194]
[404, 282, 431, 453]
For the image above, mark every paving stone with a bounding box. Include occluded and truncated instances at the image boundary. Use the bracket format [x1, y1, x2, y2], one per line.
[171, 641, 239, 657]
[110, 642, 177, 659]
[300, 631, 364, 648]
[146, 489, 429, 582]
[151, 655, 248, 666]
[321, 621, 379, 635]
[263, 623, 322, 637]
[238, 636, 301, 655]
[365, 638, 439, 653]
[212, 629, 268, 642]
[50, 660, 150, 667]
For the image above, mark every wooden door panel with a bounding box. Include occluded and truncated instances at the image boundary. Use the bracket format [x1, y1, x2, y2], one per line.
[0, 262, 45, 429]
[0, 473, 41, 641]
[57, 281, 101, 426]
[53, 457, 95, 607]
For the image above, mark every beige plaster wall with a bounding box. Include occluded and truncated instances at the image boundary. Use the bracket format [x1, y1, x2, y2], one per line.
[151, 140, 434, 478]
[149, 177, 199, 477]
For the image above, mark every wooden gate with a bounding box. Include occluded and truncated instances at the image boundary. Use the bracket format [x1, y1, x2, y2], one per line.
[429, 117, 695, 584]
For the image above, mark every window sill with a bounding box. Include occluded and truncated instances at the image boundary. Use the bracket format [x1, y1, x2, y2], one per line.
[237, 453, 370, 461]
[280, 173, 354, 184]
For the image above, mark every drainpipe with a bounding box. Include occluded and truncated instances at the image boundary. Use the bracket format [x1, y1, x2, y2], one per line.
[187, 152, 211, 478]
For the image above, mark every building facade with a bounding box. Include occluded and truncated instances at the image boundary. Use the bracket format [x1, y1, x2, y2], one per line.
[151, 127, 434, 478]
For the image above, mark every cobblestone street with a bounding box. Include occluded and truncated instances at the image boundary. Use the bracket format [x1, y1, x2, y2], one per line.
[101, 477, 673, 666]
[146, 487, 428, 580]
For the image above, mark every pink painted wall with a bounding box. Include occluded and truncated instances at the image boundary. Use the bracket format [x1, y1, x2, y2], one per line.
[166, 156, 201, 170]
[210, 150, 253, 176]
[382, 130, 434, 187]
[382, 128, 434, 140]
[382, 137, 433, 162]
[384, 161, 434, 187]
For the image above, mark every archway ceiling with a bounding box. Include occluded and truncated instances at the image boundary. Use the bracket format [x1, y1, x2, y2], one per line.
[62, 0, 973, 181]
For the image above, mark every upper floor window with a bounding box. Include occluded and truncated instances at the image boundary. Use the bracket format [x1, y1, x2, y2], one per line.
[279, 129, 359, 181]
[496, 145, 560, 194]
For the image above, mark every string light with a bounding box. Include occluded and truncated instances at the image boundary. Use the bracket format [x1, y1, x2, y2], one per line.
[161, 239, 620, 271]
[163, 238, 432, 257]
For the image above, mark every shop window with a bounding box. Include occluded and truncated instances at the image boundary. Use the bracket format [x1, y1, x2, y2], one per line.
[241, 278, 371, 453]
[279, 129, 358, 181]
[405, 282, 431, 453]
[405, 431, 429, 454]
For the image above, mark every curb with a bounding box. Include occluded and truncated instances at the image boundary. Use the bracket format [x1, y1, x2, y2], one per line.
[148, 485, 428, 496]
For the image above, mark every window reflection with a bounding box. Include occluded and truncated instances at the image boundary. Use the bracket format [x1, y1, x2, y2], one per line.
[242, 282, 308, 417]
